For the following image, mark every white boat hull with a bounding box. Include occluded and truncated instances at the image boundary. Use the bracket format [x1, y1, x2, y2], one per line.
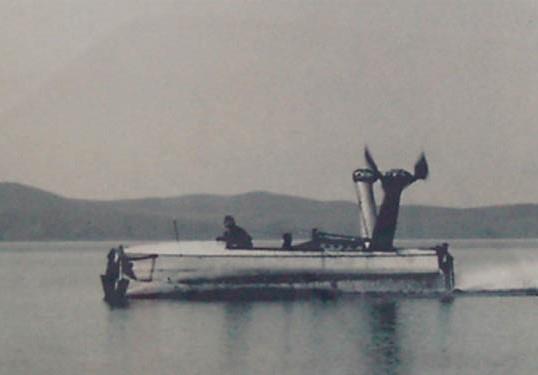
[117, 241, 453, 299]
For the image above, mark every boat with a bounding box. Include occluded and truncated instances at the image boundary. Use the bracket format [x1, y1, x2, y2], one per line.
[101, 149, 455, 304]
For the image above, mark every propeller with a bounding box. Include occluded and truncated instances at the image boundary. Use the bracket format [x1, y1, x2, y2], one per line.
[413, 153, 429, 180]
[364, 147, 382, 179]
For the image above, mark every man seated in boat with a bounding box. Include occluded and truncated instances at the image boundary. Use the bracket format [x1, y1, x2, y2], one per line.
[216, 215, 253, 249]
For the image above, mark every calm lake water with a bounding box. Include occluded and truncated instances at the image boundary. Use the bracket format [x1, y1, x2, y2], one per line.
[1, 240, 538, 375]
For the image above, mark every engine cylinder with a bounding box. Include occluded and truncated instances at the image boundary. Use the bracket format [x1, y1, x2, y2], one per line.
[352, 169, 378, 240]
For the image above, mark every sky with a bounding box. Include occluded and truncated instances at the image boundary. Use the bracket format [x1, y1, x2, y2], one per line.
[1, 0, 537, 207]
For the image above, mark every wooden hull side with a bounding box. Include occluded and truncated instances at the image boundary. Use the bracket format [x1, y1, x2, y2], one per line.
[131, 250, 440, 275]
[126, 272, 448, 300]
[123, 250, 450, 299]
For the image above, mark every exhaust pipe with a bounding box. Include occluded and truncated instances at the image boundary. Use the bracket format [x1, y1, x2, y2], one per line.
[352, 168, 378, 242]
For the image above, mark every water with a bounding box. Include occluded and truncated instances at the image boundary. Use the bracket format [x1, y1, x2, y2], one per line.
[1, 240, 538, 375]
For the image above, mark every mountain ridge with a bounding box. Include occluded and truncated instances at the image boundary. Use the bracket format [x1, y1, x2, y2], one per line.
[0, 182, 537, 241]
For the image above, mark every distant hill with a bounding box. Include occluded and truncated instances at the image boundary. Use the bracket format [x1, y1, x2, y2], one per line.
[0, 182, 537, 241]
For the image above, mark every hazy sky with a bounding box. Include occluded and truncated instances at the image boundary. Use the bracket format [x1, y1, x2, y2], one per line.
[1, 0, 537, 207]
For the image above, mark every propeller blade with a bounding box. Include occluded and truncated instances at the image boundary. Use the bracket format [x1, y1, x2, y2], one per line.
[364, 147, 381, 178]
[414, 153, 429, 180]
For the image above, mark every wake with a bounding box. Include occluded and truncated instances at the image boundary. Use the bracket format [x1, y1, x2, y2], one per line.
[453, 260, 538, 296]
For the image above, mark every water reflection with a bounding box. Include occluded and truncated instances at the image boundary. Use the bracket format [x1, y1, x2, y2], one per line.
[224, 302, 253, 343]
[215, 297, 406, 375]
[365, 300, 401, 375]
[435, 298, 454, 368]
[222, 302, 253, 373]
